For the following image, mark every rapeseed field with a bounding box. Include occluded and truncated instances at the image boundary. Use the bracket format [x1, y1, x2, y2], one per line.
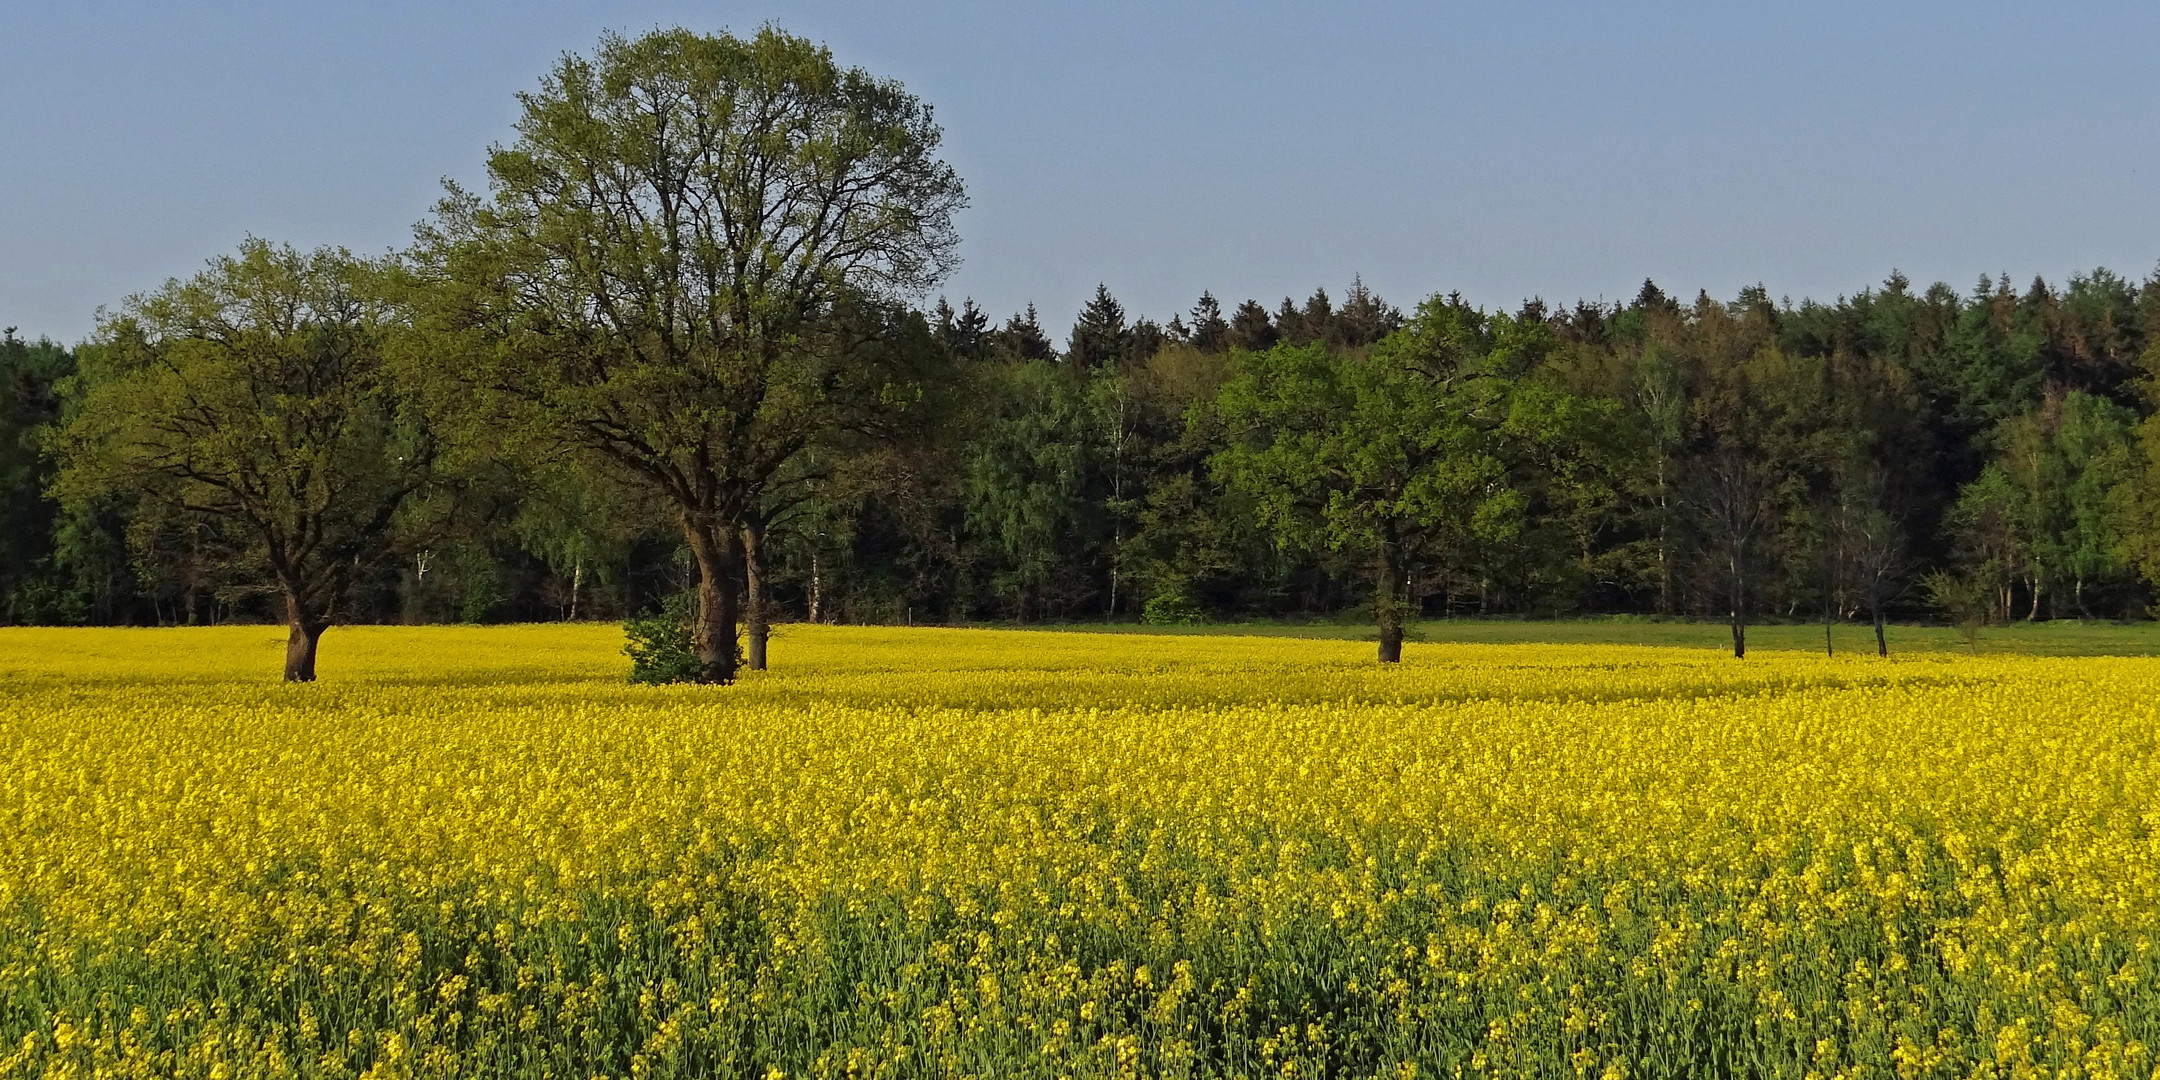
[0, 625, 2155, 1079]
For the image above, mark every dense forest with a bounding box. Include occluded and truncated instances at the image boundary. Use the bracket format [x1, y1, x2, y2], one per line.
[12, 270, 2160, 642]
[6, 26, 2160, 676]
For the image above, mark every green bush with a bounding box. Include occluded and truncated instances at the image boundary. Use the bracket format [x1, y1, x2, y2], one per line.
[1142, 590, 1206, 626]
[1922, 566, 1996, 650]
[623, 592, 706, 684]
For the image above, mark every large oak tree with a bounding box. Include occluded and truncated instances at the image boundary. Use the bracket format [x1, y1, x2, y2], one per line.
[418, 26, 964, 683]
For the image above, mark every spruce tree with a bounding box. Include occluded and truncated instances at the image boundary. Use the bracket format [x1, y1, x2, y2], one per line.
[993, 305, 1055, 362]
[1068, 284, 1132, 368]
[1298, 288, 1335, 346]
[1338, 275, 1403, 347]
[1275, 297, 1308, 346]
[937, 297, 990, 361]
[1188, 292, 1229, 353]
[1228, 300, 1279, 352]
[1129, 317, 1168, 364]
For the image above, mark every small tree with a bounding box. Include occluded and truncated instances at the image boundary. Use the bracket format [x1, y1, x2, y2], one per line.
[1944, 465, 2028, 622]
[1922, 568, 1995, 651]
[50, 241, 436, 680]
[1849, 500, 1911, 656]
[1213, 296, 1524, 663]
[0, 331, 74, 623]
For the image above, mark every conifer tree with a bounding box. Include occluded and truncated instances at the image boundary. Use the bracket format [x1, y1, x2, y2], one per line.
[937, 297, 990, 361]
[994, 305, 1055, 362]
[1068, 284, 1132, 368]
[1338, 276, 1403, 347]
[1228, 299, 1279, 352]
[1188, 292, 1229, 353]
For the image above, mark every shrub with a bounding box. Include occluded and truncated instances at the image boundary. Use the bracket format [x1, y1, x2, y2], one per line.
[623, 591, 706, 683]
[1922, 566, 1996, 650]
[1142, 590, 1206, 626]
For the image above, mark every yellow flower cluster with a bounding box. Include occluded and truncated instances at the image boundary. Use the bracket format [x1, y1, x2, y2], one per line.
[1, 625, 2156, 1079]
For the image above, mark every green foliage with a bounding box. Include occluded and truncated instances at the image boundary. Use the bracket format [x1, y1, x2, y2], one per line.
[1212, 295, 1531, 651]
[1989, 391, 2137, 616]
[46, 240, 439, 651]
[455, 549, 506, 624]
[1141, 589, 1205, 626]
[963, 360, 1103, 618]
[0, 332, 76, 623]
[1923, 568, 1997, 649]
[415, 25, 966, 679]
[623, 592, 705, 684]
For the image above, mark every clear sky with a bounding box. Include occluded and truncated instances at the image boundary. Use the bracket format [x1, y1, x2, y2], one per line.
[4, 1, 2157, 344]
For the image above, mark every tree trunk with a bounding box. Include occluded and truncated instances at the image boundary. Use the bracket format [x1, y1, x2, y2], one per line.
[1729, 552, 1747, 659]
[2027, 576, 2042, 622]
[1375, 538, 1404, 663]
[568, 558, 582, 622]
[284, 592, 327, 683]
[809, 551, 823, 623]
[743, 518, 768, 672]
[1871, 577, 1888, 657]
[1822, 534, 1835, 656]
[2076, 577, 2089, 620]
[1107, 546, 1118, 619]
[1655, 459, 1673, 617]
[684, 525, 741, 684]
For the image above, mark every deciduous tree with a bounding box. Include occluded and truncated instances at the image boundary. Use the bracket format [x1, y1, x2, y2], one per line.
[50, 241, 436, 680]
[1214, 296, 1523, 662]
[417, 26, 964, 682]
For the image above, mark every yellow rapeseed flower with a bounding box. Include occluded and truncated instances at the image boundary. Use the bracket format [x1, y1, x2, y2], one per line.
[0, 624, 2154, 1078]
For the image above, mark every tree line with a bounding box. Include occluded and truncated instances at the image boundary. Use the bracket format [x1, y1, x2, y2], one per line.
[5, 25, 2160, 678]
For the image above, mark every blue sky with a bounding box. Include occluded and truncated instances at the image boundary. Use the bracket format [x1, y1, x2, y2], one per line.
[3, 1, 2157, 343]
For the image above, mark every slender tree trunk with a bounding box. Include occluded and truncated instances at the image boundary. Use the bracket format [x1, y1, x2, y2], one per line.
[809, 551, 823, 623]
[1375, 537, 1404, 664]
[568, 558, 582, 622]
[1729, 549, 1747, 659]
[1822, 523, 1837, 656]
[284, 592, 327, 683]
[743, 518, 768, 672]
[1655, 458, 1673, 617]
[2027, 576, 2041, 622]
[684, 524, 740, 685]
[2076, 577, 2089, 620]
[1870, 575, 1888, 656]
